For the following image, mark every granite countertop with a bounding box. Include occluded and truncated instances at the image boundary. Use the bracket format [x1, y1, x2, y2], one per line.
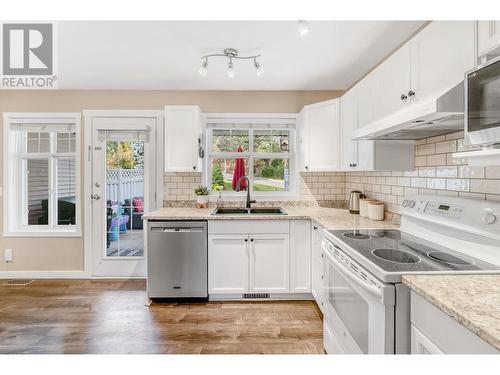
[403, 275, 500, 351]
[142, 206, 398, 230]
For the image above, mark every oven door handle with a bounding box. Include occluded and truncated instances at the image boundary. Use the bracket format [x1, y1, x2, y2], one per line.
[322, 242, 383, 300]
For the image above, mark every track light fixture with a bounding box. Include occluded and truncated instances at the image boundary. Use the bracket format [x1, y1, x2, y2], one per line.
[198, 48, 263, 78]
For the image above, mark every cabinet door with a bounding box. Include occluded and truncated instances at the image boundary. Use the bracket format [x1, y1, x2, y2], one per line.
[372, 44, 411, 120]
[208, 235, 248, 294]
[164, 105, 202, 172]
[409, 21, 475, 104]
[302, 99, 340, 171]
[249, 234, 289, 293]
[340, 91, 356, 170]
[356, 74, 376, 129]
[477, 21, 500, 57]
[311, 224, 324, 310]
[411, 325, 444, 354]
[289, 220, 311, 293]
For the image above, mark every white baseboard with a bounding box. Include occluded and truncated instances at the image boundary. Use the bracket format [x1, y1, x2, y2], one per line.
[0, 270, 149, 279]
[0, 270, 90, 279]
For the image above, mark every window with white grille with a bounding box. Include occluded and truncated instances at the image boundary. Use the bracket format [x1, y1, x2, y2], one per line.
[205, 114, 298, 200]
[3, 113, 81, 236]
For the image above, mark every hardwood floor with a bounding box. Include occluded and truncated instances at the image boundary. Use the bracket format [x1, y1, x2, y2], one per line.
[0, 279, 324, 354]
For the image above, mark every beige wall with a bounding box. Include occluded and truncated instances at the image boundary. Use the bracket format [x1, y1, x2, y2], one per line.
[0, 89, 341, 272]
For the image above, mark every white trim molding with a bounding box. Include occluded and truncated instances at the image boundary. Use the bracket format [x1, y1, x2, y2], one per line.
[3, 112, 82, 237]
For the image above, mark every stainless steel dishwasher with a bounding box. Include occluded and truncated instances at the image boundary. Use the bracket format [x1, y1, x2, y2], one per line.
[147, 221, 207, 299]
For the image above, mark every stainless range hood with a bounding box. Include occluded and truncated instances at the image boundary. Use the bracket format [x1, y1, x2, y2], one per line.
[353, 83, 464, 140]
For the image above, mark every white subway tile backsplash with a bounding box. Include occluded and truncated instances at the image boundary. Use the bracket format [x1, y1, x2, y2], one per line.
[435, 140, 457, 154]
[427, 178, 446, 190]
[436, 166, 457, 178]
[486, 166, 500, 179]
[344, 133, 499, 214]
[458, 166, 485, 179]
[446, 179, 470, 192]
[418, 167, 436, 177]
[410, 178, 427, 188]
[470, 179, 500, 194]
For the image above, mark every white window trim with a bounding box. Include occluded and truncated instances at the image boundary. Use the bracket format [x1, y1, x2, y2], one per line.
[203, 113, 299, 201]
[3, 112, 82, 237]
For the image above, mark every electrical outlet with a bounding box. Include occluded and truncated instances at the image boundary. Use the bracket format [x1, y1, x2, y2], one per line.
[4, 248, 13, 262]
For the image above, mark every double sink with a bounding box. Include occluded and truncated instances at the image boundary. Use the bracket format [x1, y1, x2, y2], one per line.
[211, 207, 287, 215]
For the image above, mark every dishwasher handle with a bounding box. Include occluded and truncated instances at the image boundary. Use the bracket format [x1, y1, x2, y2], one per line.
[151, 227, 205, 233]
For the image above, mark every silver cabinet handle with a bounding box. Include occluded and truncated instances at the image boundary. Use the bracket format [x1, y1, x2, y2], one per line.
[91, 194, 100, 200]
[400, 94, 408, 101]
[408, 90, 415, 98]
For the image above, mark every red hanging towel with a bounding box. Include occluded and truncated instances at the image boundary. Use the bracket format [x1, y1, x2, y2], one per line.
[232, 146, 247, 191]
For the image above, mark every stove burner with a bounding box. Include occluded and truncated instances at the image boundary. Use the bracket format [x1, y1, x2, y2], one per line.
[372, 230, 402, 240]
[427, 251, 474, 266]
[372, 248, 421, 264]
[342, 232, 371, 240]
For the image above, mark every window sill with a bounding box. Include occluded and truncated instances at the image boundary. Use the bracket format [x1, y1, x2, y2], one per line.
[208, 192, 299, 202]
[3, 230, 82, 238]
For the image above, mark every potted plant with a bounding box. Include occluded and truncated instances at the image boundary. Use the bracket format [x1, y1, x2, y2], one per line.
[194, 185, 209, 208]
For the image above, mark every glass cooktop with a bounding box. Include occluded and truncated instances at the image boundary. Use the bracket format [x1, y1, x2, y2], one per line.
[327, 229, 500, 275]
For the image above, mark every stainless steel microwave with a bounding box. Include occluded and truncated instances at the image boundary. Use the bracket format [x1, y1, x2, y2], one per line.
[465, 55, 500, 146]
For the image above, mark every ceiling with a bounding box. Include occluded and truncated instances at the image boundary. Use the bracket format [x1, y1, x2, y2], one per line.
[58, 21, 425, 90]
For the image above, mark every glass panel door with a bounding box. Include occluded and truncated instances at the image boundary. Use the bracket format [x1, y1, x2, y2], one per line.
[105, 140, 145, 258]
[91, 116, 157, 277]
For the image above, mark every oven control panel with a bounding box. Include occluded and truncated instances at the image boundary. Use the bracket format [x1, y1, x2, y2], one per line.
[403, 198, 464, 219]
[401, 195, 500, 237]
[424, 201, 464, 219]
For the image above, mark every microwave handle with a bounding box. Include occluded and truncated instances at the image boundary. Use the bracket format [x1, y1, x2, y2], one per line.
[322, 242, 383, 300]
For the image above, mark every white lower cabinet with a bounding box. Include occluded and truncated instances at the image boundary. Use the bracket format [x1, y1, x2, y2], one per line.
[208, 220, 314, 298]
[410, 291, 498, 354]
[289, 220, 311, 293]
[249, 234, 289, 293]
[411, 325, 444, 354]
[311, 222, 324, 312]
[208, 235, 249, 294]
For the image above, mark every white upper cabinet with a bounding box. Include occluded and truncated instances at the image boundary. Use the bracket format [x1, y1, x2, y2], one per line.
[409, 21, 475, 104]
[356, 75, 376, 129]
[477, 21, 500, 58]
[299, 98, 340, 172]
[340, 85, 414, 171]
[352, 21, 474, 134]
[372, 44, 411, 120]
[164, 105, 203, 172]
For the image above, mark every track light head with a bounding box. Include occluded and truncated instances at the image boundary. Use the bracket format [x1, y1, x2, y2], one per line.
[298, 20, 311, 37]
[198, 59, 208, 77]
[254, 59, 264, 76]
[227, 59, 235, 78]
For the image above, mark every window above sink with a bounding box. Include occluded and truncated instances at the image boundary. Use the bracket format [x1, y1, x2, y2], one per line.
[204, 114, 299, 201]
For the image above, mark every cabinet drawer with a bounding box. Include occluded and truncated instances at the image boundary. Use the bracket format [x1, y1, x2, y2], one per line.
[209, 220, 290, 235]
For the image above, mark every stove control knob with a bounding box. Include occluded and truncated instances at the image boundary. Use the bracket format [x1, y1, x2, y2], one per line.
[482, 210, 497, 225]
[402, 200, 408, 207]
[408, 200, 416, 208]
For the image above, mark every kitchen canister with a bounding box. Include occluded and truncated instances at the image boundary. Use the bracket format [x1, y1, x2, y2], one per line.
[359, 199, 377, 218]
[368, 201, 384, 221]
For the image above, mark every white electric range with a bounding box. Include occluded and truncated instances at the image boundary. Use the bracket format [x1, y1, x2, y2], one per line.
[321, 195, 500, 354]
